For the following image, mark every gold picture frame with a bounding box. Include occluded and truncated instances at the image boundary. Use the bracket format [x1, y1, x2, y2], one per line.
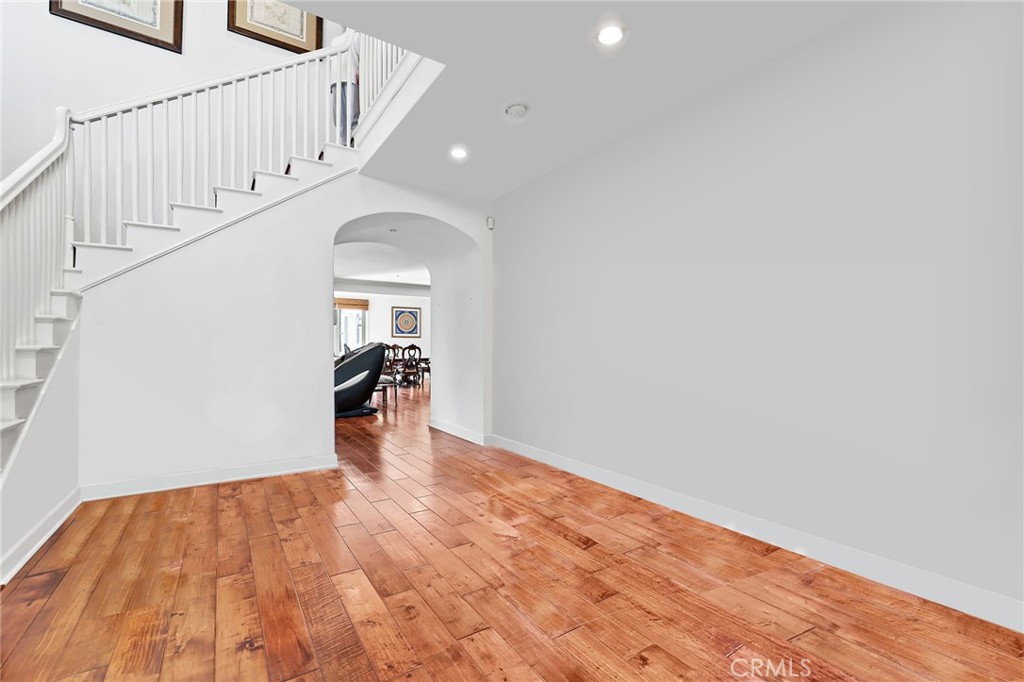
[227, 0, 322, 54]
[50, 0, 184, 53]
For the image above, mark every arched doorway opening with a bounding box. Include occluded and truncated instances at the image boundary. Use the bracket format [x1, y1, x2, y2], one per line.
[332, 211, 488, 445]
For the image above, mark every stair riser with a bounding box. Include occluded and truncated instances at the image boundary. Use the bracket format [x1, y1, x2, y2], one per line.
[321, 145, 359, 168]
[215, 191, 263, 217]
[35, 319, 71, 347]
[75, 248, 133, 286]
[63, 270, 85, 291]
[126, 227, 182, 259]
[171, 206, 222, 232]
[1, 384, 41, 421]
[288, 159, 337, 183]
[15, 351, 55, 381]
[2, 425, 22, 468]
[251, 174, 300, 202]
[51, 295, 80, 318]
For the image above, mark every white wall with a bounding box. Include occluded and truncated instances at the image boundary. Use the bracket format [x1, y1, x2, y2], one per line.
[77, 171, 489, 498]
[492, 3, 1022, 626]
[0, 0, 342, 176]
[335, 290, 432, 356]
[1, 324, 81, 582]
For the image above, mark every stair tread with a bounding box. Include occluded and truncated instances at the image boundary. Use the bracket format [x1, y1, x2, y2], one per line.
[71, 241, 132, 251]
[15, 345, 60, 352]
[52, 290, 83, 298]
[253, 170, 300, 180]
[169, 202, 223, 212]
[213, 185, 262, 195]
[1, 419, 26, 432]
[290, 156, 333, 166]
[124, 220, 179, 230]
[0, 379, 44, 390]
[36, 315, 72, 322]
[323, 142, 358, 151]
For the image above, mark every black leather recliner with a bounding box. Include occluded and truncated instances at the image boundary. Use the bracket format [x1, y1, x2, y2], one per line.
[333, 342, 386, 418]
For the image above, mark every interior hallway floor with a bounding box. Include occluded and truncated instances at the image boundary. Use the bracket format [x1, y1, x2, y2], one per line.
[1, 384, 1021, 681]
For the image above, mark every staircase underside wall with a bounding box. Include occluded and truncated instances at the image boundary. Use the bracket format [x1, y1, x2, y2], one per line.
[77, 172, 490, 497]
[1, 324, 81, 583]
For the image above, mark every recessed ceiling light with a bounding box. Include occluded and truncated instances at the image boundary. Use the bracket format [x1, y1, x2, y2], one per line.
[597, 24, 625, 46]
[449, 145, 469, 162]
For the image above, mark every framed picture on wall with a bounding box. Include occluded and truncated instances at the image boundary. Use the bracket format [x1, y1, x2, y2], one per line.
[392, 307, 421, 338]
[49, 0, 184, 53]
[227, 0, 322, 53]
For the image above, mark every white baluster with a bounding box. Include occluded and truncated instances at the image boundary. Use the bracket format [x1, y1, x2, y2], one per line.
[229, 82, 237, 188]
[256, 73, 264, 174]
[205, 88, 213, 206]
[291, 65, 298, 163]
[163, 100, 170, 224]
[191, 93, 199, 203]
[83, 122, 92, 242]
[177, 97, 184, 204]
[100, 116, 108, 243]
[324, 54, 333, 146]
[243, 78, 251, 187]
[216, 85, 223, 191]
[116, 112, 123, 243]
[278, 69, 285, 171]
[304, 61, 311, 157]
[148, 105, 155, 222]
[133, 110, 140, 221]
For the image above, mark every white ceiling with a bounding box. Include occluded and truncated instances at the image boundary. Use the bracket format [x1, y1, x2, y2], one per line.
[296, 1, 873, 200]
[334, 242, 432, 285]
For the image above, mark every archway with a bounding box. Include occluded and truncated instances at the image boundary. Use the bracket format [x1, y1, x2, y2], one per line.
[332, 212, 488, 444]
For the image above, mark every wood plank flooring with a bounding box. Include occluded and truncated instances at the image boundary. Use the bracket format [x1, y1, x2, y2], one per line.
[2, 385, 1022, 681]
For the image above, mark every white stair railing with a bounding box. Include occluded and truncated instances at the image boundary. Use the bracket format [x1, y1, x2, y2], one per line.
[0, 33, 415, 384]
[359, 36, 408, 120]
[0, 109, 73, 382]
[68, 38, 411, 245]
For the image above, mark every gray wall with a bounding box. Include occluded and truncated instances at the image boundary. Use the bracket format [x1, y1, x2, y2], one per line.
[493, 3, 1022, 606]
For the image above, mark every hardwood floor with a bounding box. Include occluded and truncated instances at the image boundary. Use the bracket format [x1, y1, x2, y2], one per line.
[2, 385, 1022, 681]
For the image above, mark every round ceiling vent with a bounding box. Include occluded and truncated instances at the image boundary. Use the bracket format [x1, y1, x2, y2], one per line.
[504, 102, 529, 121]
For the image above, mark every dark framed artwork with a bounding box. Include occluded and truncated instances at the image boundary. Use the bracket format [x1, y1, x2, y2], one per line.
[227, 0, 322, 54]
[49, 0, 184, 53]
[392, 307, 421, 338]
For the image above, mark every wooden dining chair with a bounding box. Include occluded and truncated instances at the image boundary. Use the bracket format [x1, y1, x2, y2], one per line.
[401, 344, 422, 386]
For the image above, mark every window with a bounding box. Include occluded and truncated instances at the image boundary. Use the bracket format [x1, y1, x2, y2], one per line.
[334, 298, 368, 355]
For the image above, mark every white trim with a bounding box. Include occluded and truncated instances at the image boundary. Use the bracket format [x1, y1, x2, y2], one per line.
[429, 418, 485, 446]
[1, 486, 81, 584]
[486, 433, 1024, 632]
[81, 453, 338, 501]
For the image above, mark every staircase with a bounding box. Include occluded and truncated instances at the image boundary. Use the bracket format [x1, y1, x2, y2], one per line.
[0, 36, 412, 474]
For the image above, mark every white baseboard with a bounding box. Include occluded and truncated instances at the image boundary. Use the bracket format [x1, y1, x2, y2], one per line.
[429, 418, 485, 446]
[2, 486, 81, 584]
[81, 453, 339, 501]
[486, 433, 1023, 632]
